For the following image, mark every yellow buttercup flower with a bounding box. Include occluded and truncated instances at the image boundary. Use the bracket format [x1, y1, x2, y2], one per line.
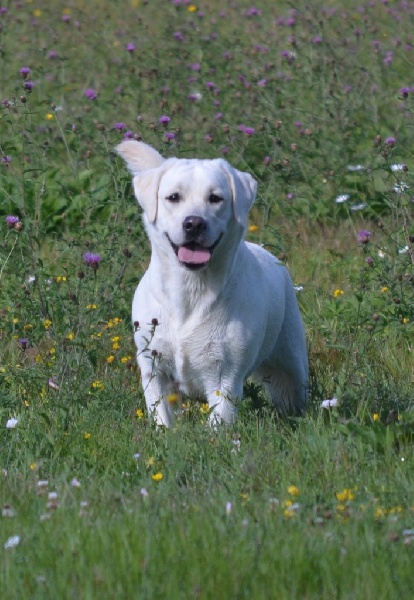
[373, 413, 380, 421]
[136, 409, 144, 418]
[333, 289, 344, 298]
[151, 472, 163, 482]
[107, 355, 115, 364]
[200, 403, 210, 414]
[84, 432, 91, 440]
[335, 488, 355, 502]
[188, 4, 197, 11]
[287, 485, 300, 496]
[248, 224, 259, 232]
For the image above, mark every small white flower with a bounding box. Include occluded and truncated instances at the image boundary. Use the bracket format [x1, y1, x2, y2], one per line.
[48, 492, 58, 501]
[321, 397, 339, 409]
[27, 275, 36, 284]
[294, 285, 304, 292]
[391, 164, 405, 172]
[225, 501, 232, 515]
[71, 478, 81, 488]
[4, 535, 20, 549]
[399, 246, 409, 254]
[6, 417, 18, 429]
[133, 453, 141, 461]
[347, 164, 365, 172]
[48, 379, 59, 390]
[335, 194, 350, 204]
[37, 480, 49, 488]
[350, 203, 366, 211]
[393, 182, 409, 193]
[140, 488, 149, 497]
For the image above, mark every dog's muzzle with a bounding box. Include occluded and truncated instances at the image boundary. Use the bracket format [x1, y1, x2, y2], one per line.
[165, 215, 223, 270]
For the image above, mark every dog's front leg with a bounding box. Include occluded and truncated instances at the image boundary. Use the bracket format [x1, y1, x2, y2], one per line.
[139, 366, 175, 428]
[207, 387, 241, 426]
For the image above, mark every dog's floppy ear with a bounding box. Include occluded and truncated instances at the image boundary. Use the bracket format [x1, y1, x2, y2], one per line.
[215, 159, 257, 225]
[116, 140, 165, 173]
[116, 141, 167, 223]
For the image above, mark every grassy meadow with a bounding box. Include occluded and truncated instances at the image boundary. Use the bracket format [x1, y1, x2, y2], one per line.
[1, 0, 413, 597]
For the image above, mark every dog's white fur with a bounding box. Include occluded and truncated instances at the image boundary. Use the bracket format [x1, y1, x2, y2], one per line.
[116, 141, 308, 427]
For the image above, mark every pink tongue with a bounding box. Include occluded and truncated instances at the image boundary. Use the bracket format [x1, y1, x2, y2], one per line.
[178, 246, 211, 264]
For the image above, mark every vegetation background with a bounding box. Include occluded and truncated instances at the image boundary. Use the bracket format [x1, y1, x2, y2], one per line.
[0, 0, 413, 598]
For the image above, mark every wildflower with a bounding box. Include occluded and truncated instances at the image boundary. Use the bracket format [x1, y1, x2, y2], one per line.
[226, 501, 232, 515]
[91, 381, 104, 390]
[19, 67, 31, 78]
[84, 88, 98, 100]
[84, 432, 91, 440]
[18, 338, 29, 350]
[43, 319, 52, 329]
[6, 215, 20, 229]
[335, 194, 350, 204]
[164, 132, 176, 141]
[4, 535, 20, 549]
[381, 286, 388, 293]
[136, 409, 144, 418]
[384, 137, 396, 146]
[167, 394, 178, 404]
[333, 289, 344, 298]
[321, 397, 339, 409]
[373, 413, 380, 421]
[29, 463, 37, 471]
[151, 472, 163, 482]
[357, 230, 371, 244]
[126, 42, 136, 52]
[86, 304, 97, 309]
[200, 403, 210, 414]
[335, 488, 355, 502]
[121, 355, 132, 363]
[2, 156, 12, 166]
[287, 485, 300, 496]
[188, 4, 197, 11]
[114, 122, 127, 131]
[83, 252, 101, 269]
[248, 225, 259, 232]
[71, 478, 81, 488]
[140, 488, 149, 497]
[365, 256, 374, 267]
[24, 81, 35, 91]
[159, 115, 171, 125]
[48, 379, 59, 390]
[6, 417, 18, 429]
[107, 355, 115, 364]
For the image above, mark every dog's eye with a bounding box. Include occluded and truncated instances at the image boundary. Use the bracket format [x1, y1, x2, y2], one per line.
[208, 193, 223, 204]
[166, 193, 180, 203]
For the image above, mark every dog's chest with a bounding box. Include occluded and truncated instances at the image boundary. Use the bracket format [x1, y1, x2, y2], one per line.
[158, 321, 229, 395]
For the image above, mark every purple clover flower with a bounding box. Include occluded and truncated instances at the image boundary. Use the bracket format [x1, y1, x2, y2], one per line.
[84, 88, 98, 101]
[83, 252, 101, 269]
[357, 230, 371, 244]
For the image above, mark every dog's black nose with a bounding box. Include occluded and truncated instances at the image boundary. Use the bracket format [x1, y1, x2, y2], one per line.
[182, 216, 207, 236]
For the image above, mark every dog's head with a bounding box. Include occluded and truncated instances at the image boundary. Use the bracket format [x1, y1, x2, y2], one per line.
[116, 141, 257, 271]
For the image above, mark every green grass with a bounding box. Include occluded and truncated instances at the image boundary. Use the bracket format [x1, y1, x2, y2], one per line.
[0, 0, 413, 598]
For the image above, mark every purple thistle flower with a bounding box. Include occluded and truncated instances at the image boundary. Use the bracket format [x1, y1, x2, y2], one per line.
[357, 230, 371, 244]
[126, 42, 136, 52]
[24, 81, 35, 91]
[0, 7, 8, 15]
[158, 115, 171, 125]
[6, 215, 20, 228]
[2, 155, 12, 165]
[114, 122, 127, 131]
[173, 31, 184, 41]
[84, 88, 98, 101]
[164, 132, 176, 141]
[47, 50, 58, 60]
[190, 62, 201, 71]
[18, 338, 29, 350]
[399, 87, 410, 97]
[385, 136, 396, 146]
[243, 127, 255, 136]
[19, 67, 31, 79]
[123, 131, 135, 140]
[83, 252, 101, 269]
[312, 36, 323, 44]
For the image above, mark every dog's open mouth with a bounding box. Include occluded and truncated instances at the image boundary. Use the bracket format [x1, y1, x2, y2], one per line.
[166, 235, 222, 270]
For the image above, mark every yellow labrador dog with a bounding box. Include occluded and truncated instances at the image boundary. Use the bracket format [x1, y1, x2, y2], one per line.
[116, 141, 308, 426]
